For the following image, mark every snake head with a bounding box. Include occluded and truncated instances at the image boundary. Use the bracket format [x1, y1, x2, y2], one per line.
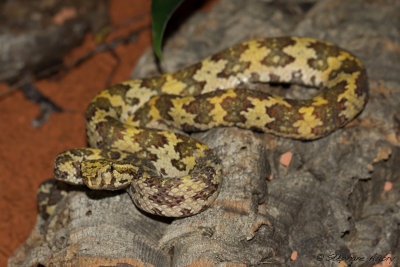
[81, 159, 139, 190]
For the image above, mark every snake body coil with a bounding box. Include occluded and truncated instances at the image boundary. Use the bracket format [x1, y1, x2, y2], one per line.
[49, 37, 368, 217]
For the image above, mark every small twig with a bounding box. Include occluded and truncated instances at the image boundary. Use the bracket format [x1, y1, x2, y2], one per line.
[18, 74, 63, 127]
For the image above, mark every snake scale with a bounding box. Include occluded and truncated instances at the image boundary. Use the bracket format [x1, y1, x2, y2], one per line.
[38, 37, 368, 218]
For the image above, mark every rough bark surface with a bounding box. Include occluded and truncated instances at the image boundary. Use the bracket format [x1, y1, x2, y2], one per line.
[0, 0, 108, 82]
[9, 0, 400, 266]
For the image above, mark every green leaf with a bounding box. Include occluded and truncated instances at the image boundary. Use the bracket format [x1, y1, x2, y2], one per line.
[151, 0, 184, 60]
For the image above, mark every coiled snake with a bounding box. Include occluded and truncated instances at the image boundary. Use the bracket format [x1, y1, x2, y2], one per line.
[38, 37, 368, 218]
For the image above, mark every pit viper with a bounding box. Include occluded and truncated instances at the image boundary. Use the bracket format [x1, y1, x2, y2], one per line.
[38, 37, 368, 218]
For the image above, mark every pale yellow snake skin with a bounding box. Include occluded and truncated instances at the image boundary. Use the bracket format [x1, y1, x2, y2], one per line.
[38, 37, 368, 218]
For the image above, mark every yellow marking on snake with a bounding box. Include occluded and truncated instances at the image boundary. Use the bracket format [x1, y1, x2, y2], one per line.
[293, 106, 323, 137]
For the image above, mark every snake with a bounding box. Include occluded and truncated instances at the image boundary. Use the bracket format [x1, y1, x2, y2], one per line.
[37, 37, 368, 218]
